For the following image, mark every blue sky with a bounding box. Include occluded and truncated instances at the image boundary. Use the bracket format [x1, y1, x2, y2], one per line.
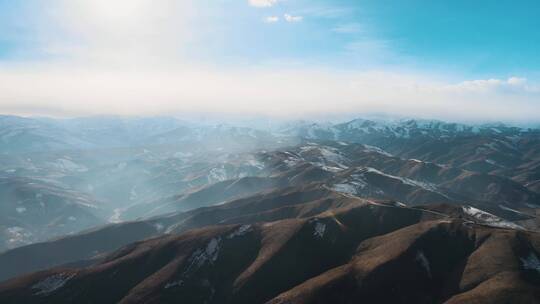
[0, 0, 538, 121]
[187, 0, 540, 79]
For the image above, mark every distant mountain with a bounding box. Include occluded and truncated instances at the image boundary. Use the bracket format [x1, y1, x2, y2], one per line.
[0, 116, 96, 154]
[260, 142, 540, 211]
[0, 116, 294, 155]
[0, 177, 106, 251]
[280, 118, 535, 141]
[278, 118, 540, 188]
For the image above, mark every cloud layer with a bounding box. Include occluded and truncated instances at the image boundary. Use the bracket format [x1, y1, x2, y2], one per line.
[0, 62, 537, 122]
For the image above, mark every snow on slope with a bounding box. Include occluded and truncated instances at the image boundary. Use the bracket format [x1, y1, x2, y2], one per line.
[462, 206, 523, 229]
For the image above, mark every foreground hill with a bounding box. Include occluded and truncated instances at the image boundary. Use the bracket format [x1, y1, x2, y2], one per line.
[268, 220, 540, 304]
[0, 185, 363, 281]
[0, 201, 538, 304]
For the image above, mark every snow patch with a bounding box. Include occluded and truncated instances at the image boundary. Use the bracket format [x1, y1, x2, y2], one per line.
[298, 145, 349, 171]
[313, 222, 326, 238]
[32, 273, 75, 295]
[109, 208, 123, 223]
[332, 183, 358, 195]
[391, 201, 407, 207]
[164, 280, 183, 289]
[165, 238, 223, 289]
[462, 206, 523, 229]
[154, 223, 165, 232]
[185, 238, 221, 273]
[318, 147, 347, 166]
[247, 159, 265, 170]
[416, 251, 432, 278]
[283, 152, 302, 168]
[227, 225, 252, 239]
[363, 145, 393, 157]
[485, 159, 499, 166]
[364, 167, 439, 192]
[208, 167, 228, 183]
[317, 165, 342, 172]
[499, 205, 529, 216]
[332, 172, 370, 196]
[16, 207, 26, 214]
[283, 158, 301, 168]
[6, 226, 33, 246]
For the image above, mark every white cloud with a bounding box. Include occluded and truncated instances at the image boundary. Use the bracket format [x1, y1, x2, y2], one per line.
[446, 77, 538, 93]
[284, 14, 303, 22]
[249, 0, 279, 8]
[264, 16, 279, 23]
[507, 77, 527, 86]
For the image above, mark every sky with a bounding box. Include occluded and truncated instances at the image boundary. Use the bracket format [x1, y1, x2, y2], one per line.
[0, 0, 539, 122]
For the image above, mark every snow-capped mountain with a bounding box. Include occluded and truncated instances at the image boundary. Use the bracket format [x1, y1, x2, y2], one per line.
[280, 118, 534, 140]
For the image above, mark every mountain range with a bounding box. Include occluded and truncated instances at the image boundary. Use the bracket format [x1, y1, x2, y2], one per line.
[0, 115, 538, 303]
